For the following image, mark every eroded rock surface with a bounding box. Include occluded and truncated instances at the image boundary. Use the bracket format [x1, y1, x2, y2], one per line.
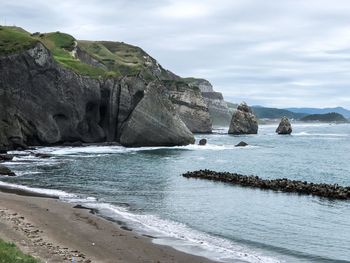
[228, 102, 258, 135]
[276, 117, 292, 135]
[185, 78, 231, 126]
[0, 43, 194, 148]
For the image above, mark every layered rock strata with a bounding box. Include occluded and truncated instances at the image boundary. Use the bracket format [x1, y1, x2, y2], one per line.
[0, 43, 195, 148]
[228, 102, 258, 134]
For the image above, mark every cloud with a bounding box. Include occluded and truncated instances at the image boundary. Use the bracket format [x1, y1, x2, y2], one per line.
[1, 0, 350, 108]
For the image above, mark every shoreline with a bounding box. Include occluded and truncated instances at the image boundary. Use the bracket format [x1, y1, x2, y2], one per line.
[0, 186, 216, 263]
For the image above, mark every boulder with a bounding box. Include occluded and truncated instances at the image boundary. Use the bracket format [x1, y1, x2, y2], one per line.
[119, 82, 195, 147]
[0, 154, 14, 162]
[235, 141, 248, 147]
[276, 117, 292, 135]
[34, 153, 52, 158]
[0, 164, 15, 176]
[228, 102, 258, 135]
[198, 139, 207, 146]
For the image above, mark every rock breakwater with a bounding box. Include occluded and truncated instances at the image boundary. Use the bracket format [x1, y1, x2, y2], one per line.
[182, 170, 350, 200]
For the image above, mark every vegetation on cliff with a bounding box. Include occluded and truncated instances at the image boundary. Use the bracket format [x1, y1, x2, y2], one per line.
[0, 26, 38, 56]
[0, 26, 172, 79]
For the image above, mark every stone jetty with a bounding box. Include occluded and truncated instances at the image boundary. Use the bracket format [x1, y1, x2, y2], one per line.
[182, 170, 350, 200]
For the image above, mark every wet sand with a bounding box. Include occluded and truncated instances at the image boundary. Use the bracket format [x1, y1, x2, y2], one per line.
[0, 188, 216, 263]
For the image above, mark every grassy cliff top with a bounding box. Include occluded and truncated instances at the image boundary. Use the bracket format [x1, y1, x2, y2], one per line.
[0, 26, 38, 55]
[0, 26, 196, 83]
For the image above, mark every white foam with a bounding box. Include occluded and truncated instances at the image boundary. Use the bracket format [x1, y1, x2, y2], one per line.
[0, 178, 281, 262]
[0, 181, 75, 198]
[293, 132, 349, 137]
[70, 201, 281, 263]
[34, 144, 256, 156]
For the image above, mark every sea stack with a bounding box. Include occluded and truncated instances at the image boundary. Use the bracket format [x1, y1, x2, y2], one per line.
[276, 117, 292, 135]
[228, 102, 258, 135]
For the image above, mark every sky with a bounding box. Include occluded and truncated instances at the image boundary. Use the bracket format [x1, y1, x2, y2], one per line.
[2, 0, 350, 108]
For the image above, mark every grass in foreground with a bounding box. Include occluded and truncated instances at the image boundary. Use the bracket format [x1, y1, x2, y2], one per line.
[0, 239, 38, 263]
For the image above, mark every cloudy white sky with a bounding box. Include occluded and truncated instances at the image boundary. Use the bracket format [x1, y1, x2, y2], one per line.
[2, 0, 350, 108]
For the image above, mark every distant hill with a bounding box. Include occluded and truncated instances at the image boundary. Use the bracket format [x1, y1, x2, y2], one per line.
[226, 102, 306, 120]
[301, 112, 348, 122]
[286, 107, 350, 118]
[251, 106, 306, 120]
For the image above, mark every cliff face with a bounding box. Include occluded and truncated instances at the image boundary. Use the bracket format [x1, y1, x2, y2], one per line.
[0, 42, 195, 149]
[75, 40, 212, 133]
[184, 78, 231, 126]
[162, 80, 212, 133]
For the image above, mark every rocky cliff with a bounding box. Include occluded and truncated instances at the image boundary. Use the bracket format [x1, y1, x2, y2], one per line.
[184, 78, 231, 126]
[76, 40, 212, 133]
[162, 80, 212, 133]
[0, 27, 197, 149]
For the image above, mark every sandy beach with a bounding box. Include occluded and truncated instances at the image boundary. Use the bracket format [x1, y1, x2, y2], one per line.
[0, 189, 216, 263]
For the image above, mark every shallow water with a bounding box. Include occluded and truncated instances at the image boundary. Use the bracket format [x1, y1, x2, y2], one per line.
[1, 123, 350, 262]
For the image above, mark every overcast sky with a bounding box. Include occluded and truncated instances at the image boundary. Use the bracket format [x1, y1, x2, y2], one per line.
[2, 0, 350, 108]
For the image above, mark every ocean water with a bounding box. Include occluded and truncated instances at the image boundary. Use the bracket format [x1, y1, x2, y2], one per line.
[1, 123, 350, 263]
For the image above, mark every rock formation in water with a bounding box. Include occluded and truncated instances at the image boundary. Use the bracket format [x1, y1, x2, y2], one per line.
[235, 141, 248, 147]
[184, 78, 231, 126]
[0, 164, 15, 176]
[0, 27, 201, 148]
[276, 117, 292, 135]
[228, 102, 258, 135]
[198, 138, 207, 146]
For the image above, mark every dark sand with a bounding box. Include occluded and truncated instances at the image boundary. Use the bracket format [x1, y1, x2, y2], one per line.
[0, 188, 217, 263]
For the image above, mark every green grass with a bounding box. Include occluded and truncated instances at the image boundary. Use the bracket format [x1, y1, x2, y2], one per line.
[0, 26, 38, 56]
[78, 40, 151, 76]
[41, 32, 75, 51]
[0, 26, 165, 80]
[38, 32, 110, 78]
[0, 239, 39, 263]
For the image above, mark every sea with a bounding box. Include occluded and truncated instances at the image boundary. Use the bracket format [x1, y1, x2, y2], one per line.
[1, 123, 349, 263]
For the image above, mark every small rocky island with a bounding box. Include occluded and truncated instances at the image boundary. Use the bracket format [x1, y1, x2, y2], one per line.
[183, 170, 350, 200]
[228, 102, 258, 134]
[276, 117, 292, 134]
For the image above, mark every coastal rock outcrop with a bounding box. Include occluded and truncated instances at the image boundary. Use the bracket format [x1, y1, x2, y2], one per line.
[119, 82, 195, 147]
[198, 139, 207, 146]
[185, 78, 231, 126]
[0, 164, 15, 176]
[235, 141, 248, 147]
[0, 154, 14, 162]
[228, 102, 258, 135]
[276, 117, 292, 134]
[0, 42, 194, 148]
[163, 80, 212, 133]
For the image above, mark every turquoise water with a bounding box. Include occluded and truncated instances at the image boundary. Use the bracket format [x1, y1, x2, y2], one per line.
[1, 123, 350, 262]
